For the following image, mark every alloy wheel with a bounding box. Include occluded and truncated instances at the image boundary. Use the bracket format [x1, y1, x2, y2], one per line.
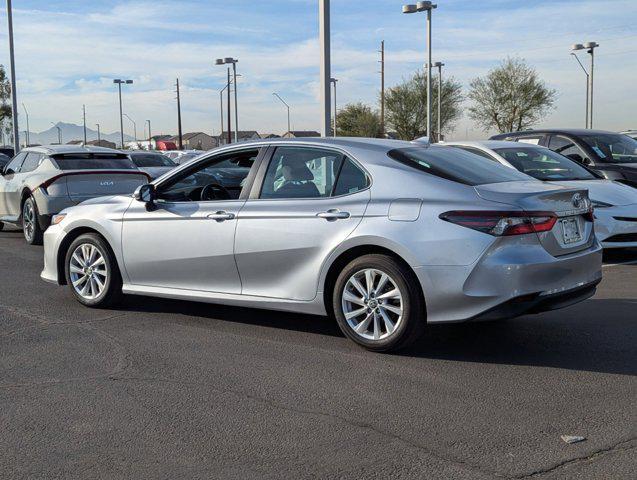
[341, 268, 404, 341]
[23, 201, 35, 241]
[69, 243, 108, 300]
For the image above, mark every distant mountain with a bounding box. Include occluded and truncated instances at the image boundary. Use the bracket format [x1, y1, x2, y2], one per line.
[27, 122, 133, 146]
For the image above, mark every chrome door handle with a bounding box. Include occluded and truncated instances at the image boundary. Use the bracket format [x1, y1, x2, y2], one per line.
[317, 209, 350, 220]
[207, 211, 235, 222]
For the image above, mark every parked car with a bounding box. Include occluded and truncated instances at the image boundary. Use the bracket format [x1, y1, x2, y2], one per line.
[0, 152, 10, 170]
[162, 150, 203, 164]
[621, 130, 637, 141]
[41, 138, 602, 352]
[0, 145, 150, 244]
[0, 147, 15, 158]
[446, 140, 637, 249]
[127, 151, 178, 180]
[490, 129, 637, 187]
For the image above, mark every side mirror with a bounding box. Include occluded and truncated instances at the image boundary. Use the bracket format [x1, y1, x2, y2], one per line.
[134, 184, 156, 203]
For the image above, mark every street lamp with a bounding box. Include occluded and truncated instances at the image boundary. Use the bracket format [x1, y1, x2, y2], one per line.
[96, 123, 101, 142]
[570, 53, 590, 128]
[330, 78, 338, 137]
[123, 113, 137, 142]
[113, 79, 133, 148]
[572, 42, 599, 128]
[273, 93, 291, 135]
[50, 122, 61, 144]
[6, 0, 20, 153]
[319, 0, 332, 137]
[403, 1, 437, 139]
[215, 57, 239, 143]
[21, 103, 29, 146]
[146, 120, 152, 149]
[433, 61, 444, 142]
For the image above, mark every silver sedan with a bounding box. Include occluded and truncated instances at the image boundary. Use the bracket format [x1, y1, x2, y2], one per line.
[41, 138, 602, 351]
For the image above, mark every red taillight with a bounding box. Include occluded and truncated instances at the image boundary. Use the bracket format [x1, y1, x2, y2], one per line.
[439, 211, 558, 236]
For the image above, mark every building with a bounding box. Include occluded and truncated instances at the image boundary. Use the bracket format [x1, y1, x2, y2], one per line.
[283, 131, 321, 138]
[217, 131, 261, 146]
[87, 139, 116, 149]
[170, 132, 217, 151]
[260, 133, 281, 139]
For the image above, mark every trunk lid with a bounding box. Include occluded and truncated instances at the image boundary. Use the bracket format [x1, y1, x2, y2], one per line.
[475, 181, 595, 256]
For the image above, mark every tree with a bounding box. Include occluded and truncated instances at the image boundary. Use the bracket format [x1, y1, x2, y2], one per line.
[335, 103, 382, 138]
[385, 71, 463, 141]
[467, 57, 556, 133]
[0, 65, 12, 144]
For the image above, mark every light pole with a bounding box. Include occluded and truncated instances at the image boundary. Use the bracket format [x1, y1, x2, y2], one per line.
[570, 52, 589, 128]
[96, 123, 101, 142]
[82, 104, 87, 144]
[123, 113, 137, 142]
[219, 84, 229, 141]
[215, 58, 239, 142]
[51, 122, 61, 144]
[21, 103, 29, 146]
[403, 2, 437, 139]
[113, 79, 133, 148]
[330, 78, 338, 136]
[6, 0, 20, 152]
[146, 120, 152, 148]
[319, 0, 332, 137]
[433, 61, 444, 142]
[273, 93, 291, 134]
[572, 42, 598, 128]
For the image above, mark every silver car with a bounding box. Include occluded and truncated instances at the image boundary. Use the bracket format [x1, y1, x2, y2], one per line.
[41, 138, 602, 351]
[446, 140, 637, 249]
[0, 145, 150, 244]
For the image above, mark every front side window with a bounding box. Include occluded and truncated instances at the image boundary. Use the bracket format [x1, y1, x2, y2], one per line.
[388, 146, 530, 186]
[547, 135, 589, 163]
[579, 133, 637, 164]
[493, 147, 597, 181]
[19, 153, 44, 173]
[157, 149, 258, 202]
[260, 147, 345, 199]
[52, 154, 136, 171]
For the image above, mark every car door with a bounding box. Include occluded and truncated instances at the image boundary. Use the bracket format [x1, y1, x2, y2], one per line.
[121, 147, 263, 294]
[0, 152, 29, 219]
[234, 145, 371, 301]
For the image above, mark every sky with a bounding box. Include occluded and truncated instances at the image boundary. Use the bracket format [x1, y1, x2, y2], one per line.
[0, 0, 636, 140]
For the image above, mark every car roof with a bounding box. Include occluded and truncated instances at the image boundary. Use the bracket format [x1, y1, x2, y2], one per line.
[446, 140, 547, 150]
[210, 136, 419, 153]
[493, 128, 618, 137]
[22, 144, 123, 155]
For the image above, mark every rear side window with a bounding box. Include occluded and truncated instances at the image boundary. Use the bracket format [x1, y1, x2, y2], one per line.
[52, 154, 136, 170]
[19, 153, 44, 173]
[387, 147, 530, 186]
[333, 158, 369, 196]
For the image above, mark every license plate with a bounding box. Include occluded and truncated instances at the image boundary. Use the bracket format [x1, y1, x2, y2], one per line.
[560, 217, 581, 244]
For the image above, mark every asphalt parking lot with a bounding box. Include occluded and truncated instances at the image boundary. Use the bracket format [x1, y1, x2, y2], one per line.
[1, 228, 636, 480]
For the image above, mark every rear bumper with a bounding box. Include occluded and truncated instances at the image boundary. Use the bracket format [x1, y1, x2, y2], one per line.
[415, 237, 603, 323]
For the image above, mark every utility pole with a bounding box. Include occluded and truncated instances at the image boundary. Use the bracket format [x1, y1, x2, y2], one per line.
[96, 124, 101, 142]
[82, 104, 87, 144]
[331, 78, 338, 136]
[113, 79, 133, 148]
[6, 0, 20, 153]
[379, 40, 385, 137]
[176, 78, 183, 150]
[146, 120, 151, 149]
[21, 103, 29, 146]
[227, 68, 232, 144]
[319, 0, 332, 137]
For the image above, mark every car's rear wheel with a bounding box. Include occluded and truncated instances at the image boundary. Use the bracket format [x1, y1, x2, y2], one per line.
[0, 221, 4, 231]
[332, 254, 426, 352]
[64, 233, 122, 308]
[22, 196, 43, 245]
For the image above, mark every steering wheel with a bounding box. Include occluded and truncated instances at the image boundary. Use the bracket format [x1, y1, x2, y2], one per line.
[200, 183, 231, 201]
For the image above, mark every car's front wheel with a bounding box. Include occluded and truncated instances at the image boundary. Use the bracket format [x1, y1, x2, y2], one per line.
[64, 233, 122, 308]
[332, 254, 426, 352]
[22, 196, 43, 245]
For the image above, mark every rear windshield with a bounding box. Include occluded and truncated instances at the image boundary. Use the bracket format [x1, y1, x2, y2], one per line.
[493, 147, 597, 181]
[387, 146, 530, 186]
[130, 153, 176, 168]
[52, 154, 137, 170]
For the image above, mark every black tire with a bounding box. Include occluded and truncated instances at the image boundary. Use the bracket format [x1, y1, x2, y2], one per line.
[332, 254, 426, 352]
[64, 233, 123, 308]
[22, 196, 44, 245]
[0, 221, 4, 231]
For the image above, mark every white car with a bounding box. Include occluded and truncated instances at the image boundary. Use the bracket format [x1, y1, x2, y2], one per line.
[446, 140, 637, 249]
[162, 150, 204, 165]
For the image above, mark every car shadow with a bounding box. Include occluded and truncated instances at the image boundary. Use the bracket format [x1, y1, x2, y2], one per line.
[117, 295, 636, 376]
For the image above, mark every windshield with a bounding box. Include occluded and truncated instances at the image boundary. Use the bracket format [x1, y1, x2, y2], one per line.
[52, 154, 137, 170]
[580, 133, 637, 164]
[131, 153, 176, 168]
[494, 147, 597, 181]
[175, 153, 201, 164]
[388, 146, 530, 186]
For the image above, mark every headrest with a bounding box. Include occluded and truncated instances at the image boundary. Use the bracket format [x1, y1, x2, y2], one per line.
[282, 159, 314, 181]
